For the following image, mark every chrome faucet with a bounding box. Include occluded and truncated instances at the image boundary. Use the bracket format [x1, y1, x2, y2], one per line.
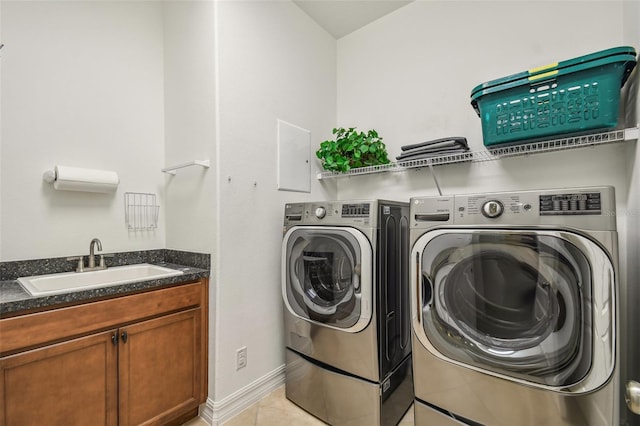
[89, 238, 102, 268]
[67, 237, 111, 272]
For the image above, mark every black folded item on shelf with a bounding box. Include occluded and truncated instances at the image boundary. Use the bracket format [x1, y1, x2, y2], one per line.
[396, 137, 469, 161]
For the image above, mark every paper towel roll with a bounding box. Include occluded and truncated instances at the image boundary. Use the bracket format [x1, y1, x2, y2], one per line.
[49, 165, 119, 193]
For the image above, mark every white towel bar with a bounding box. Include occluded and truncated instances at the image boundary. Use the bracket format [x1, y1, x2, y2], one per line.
[162, 160, 210, 175]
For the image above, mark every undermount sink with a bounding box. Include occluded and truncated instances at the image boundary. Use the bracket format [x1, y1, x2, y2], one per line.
[17, 263, 184, 296]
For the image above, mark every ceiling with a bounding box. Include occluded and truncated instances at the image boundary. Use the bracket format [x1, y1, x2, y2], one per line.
[293, 0, 414, 39]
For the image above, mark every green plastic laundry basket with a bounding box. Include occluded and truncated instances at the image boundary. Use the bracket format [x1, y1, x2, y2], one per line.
[470, 46, 637, 147]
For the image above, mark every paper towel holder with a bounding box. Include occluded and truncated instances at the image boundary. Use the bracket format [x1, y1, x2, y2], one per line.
[43, 165, 119, 193]
[42, 169, 56, 183]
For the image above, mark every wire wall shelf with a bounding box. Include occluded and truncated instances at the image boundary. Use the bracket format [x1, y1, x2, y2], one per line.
[316, 127, 639, 180]
[124, 192, 159, 230]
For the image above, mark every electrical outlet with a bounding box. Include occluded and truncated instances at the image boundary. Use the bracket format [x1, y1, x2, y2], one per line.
[236, 346, 247, 370]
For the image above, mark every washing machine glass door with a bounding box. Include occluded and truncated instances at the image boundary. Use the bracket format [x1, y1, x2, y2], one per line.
[414, 230, 615, 390]
[283, 226, 372, 332]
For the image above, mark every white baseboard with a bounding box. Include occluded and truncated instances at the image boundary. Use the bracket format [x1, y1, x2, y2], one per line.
[200, 364, 286, 425]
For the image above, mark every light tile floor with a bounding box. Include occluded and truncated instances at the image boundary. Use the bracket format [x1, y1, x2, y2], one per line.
[183, 385, 414, 426]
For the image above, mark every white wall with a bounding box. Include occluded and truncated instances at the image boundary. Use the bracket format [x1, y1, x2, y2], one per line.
[162, 0, 220, 411]
[213, 0, 336, 403]
[163, 1, 217, 257]
[0, 1, 166, 261]
[336, 1, 628, 202]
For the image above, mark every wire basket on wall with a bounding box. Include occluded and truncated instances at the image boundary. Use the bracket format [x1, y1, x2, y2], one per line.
[124, 192, 159, 230]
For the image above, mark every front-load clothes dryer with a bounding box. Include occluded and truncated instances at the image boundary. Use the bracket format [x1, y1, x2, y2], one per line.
[282, 200, 413, 426]
[409, 187, 619, 425]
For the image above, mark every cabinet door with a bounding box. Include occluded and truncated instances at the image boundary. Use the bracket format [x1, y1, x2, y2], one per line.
[0, 331, 118, 426]
[118, 308, 202, 426]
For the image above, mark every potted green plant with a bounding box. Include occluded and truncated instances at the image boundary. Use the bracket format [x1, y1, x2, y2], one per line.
[316, 127, 390, 172]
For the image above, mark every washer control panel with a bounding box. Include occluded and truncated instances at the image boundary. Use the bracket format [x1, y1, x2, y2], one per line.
[465, 194, 525, 217]
[411, 186, 614, 230]
[539, 192, 601, 215]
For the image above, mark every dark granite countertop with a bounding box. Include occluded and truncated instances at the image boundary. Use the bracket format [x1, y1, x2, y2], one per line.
[0, 249, 210, 317]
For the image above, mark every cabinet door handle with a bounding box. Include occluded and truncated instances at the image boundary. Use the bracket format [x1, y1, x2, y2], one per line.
[111, 333, 118, 346]
[121, 330, 128, 344]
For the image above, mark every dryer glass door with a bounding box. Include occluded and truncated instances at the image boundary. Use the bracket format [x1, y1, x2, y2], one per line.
[283, 227, 372, 331]
[416, 230, 613, 388]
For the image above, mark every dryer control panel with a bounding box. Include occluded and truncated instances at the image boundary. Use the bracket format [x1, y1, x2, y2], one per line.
[341, 203, 370, 218]
[410, 186, 616, 231]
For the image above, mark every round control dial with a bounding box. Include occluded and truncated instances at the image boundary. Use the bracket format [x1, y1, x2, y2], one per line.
[481, 200, 504, 218]
[315, 206, 326, 219]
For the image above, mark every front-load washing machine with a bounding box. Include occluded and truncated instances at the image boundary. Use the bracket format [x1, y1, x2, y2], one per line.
[410, 186, 619, 425]
[282, 200, 413, 425]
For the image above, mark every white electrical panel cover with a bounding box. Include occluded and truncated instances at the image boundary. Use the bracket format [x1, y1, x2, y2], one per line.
[277, 119, 311, 192]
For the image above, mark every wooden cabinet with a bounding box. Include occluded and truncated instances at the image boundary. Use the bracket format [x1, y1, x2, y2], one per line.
[0, 279, 208, 426]
[1, 331, 119, 426]
[119, 309, 202, 426]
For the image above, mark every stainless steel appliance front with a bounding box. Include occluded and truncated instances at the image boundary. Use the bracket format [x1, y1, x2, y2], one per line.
[410, 187, 619, 425]
[282, 200, 413, 426]
[282, 225, 377, 380]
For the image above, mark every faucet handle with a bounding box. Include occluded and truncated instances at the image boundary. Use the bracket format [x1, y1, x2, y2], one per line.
[99, 253, 114, 268]
[66, 256, 85, 272]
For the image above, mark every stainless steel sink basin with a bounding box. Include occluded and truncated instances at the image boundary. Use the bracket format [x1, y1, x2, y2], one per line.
[17, 263, 184, 296]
